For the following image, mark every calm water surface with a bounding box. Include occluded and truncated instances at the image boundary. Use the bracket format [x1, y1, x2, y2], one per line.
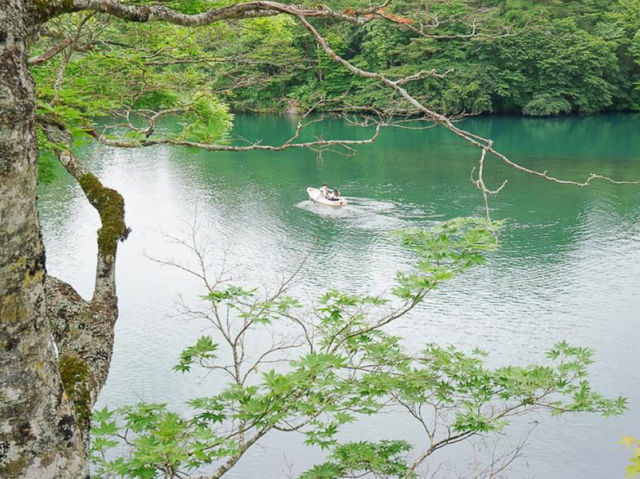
[39, 114, 640, 478]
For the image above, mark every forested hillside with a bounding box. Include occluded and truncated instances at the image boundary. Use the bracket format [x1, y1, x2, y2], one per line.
[30, 0, 640, 133]
[219, 0, 640, 115]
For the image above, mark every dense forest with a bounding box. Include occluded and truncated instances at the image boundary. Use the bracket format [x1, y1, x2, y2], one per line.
[221, 0, 640, 116]
[30, 0, 640, 131]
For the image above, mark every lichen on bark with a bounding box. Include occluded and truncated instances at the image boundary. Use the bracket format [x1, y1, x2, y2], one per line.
[1, 2, 87, 476]
[28, 0, 78, 25]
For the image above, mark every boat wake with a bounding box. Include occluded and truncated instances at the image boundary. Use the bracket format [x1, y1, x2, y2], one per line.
[295, 196, 435, 230]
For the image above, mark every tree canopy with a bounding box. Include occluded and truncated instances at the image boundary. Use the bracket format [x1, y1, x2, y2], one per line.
[32, 0, 640, 117]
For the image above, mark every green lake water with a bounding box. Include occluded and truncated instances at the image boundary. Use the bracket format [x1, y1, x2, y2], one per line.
[39, 114, 640, 478]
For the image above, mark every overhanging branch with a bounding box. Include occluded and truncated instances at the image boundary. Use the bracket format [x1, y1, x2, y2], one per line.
[34, 0, 373, 26]
[87, 112, 385, 157]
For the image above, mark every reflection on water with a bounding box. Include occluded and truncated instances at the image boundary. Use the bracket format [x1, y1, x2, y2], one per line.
[38, 114, 640, 479]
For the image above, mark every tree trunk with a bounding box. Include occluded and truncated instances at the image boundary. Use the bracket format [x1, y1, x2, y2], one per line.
[0, 2, 86, 477]
[42, 123, 129, 448]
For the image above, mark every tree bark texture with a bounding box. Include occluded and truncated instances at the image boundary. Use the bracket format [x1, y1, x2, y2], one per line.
[0, 1, 87, 477]
[1, 2, 130, 477]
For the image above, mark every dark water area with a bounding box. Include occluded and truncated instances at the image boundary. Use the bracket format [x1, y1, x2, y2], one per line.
[39, 113, 640, 478]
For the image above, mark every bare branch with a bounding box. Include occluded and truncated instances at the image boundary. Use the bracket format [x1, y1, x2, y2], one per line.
[28, 36, 73, 65]
[86, 115, 385, 155]
[55, 1, 372, 26]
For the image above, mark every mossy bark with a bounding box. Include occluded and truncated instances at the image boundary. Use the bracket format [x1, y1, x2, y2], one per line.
[0, 1, 86, 477]
[39, 117, 130, 468]
[58, 353, 92, 432]
[0, 2, 129, 476]
[34, 114, 129, 479]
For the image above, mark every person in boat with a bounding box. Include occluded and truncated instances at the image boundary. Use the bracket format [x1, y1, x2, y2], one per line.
[320, 184, 330, 199]
[331, 187, 340, 200]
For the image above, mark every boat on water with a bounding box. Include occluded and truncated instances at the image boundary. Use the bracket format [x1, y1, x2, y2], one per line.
[306, 187, 347, 207]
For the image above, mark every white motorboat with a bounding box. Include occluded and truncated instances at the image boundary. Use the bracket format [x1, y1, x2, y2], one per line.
[307, 187, 347, 207]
